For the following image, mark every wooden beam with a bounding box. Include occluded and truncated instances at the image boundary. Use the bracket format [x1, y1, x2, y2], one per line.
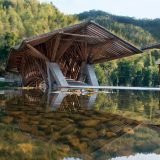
[87, 47, 93, 64]
[26, 44, 49, 61]
[81, 40, 88, 61]
[90, 21, 141, 53]
[62, 39, 85, 42]
[34, 60, 47, 82]
[51, 35, 61, 61]
[87, 40, 114, 63]
[61, 33, 105, 39]
[56, 40, 74, 61]
[84, 40, 88, 61]
[89, 38, 114, 48]
[90, 41, 114, 61]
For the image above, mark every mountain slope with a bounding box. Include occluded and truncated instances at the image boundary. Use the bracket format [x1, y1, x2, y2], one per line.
[77, 10, 160, 86]
[78, 10, 160, 41]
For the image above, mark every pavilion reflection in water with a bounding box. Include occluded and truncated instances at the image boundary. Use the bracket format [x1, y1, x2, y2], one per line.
[0, 90, 160, 159]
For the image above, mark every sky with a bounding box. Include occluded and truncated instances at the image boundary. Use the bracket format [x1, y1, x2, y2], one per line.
[40, 0, 160, 19]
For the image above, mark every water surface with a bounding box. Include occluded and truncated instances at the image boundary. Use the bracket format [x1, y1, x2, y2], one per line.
[0, 89, 160, 160]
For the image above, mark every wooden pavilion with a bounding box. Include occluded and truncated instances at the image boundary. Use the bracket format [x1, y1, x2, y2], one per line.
[6, 21, 142, 89]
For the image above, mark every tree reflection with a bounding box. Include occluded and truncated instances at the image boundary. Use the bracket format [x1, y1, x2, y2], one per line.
[0, 89, 160, 159]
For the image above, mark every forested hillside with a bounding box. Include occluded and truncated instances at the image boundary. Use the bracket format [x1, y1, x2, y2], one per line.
[78, 10, 160, 86]
[0, 1, 160, 86]
[78, 10, 160, 40]
[0, 0, 78, 74]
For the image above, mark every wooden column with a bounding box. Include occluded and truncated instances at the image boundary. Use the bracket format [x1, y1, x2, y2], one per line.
[85, 64, 99, 86]
[78, 61, 99, 86]
[78, 61, 87, 82]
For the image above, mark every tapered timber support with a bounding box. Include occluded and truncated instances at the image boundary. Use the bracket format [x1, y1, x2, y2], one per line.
[85, 64, 99, 86]
[78, 62, 99, 86]
[78, 62, 87, 82]
[46, 62, 68, 88]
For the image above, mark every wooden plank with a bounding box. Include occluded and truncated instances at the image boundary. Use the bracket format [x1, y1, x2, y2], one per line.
[61, 33, 103, 39]
[90, 41, 114, 61]
[34, 60, 46, 81]
[89, 39, 114, 48]
[74, 43, 84, 61]
[84, 40, 88, 61]
[87, 47, 93, 63]
[51, 35, 61, 61]
[90, 22, 142, 53]
[56, 40, 74, 61]
[26, 44, 49, 61]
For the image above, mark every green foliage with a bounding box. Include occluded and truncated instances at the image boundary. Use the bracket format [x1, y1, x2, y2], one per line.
[78, 10, 160, 87]
[0, 32, 18, 67]
[0, 0, 78, 67]
[78, 10, 160, 40]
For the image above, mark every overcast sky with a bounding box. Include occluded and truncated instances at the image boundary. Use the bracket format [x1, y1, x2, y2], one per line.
[40, 0, 160, 19]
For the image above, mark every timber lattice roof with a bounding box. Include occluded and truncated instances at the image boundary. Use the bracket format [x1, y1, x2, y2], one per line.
[6, 21, 142, 73]
[5, 21, 143, 87]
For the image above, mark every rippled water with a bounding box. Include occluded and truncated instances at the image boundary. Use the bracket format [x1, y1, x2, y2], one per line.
[0, 89, 160, 160]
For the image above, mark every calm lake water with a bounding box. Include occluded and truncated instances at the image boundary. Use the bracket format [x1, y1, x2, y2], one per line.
[0, 89, 160, 160]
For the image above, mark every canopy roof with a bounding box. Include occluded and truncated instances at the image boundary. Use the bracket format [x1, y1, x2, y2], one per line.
[142, 42, 160, 51]
[6, 21, 142, 73]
